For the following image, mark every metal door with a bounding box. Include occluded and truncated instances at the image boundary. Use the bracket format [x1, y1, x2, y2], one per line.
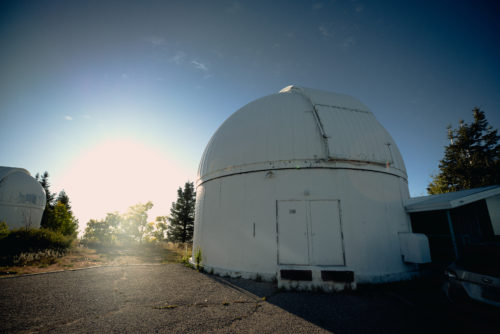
[277, 200, 344, 266]
[277, 201, 309, 265]
[309, 200, 344, 265]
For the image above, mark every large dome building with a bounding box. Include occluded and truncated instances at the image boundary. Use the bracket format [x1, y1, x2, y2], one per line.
[0, 167, 46, 229]
[193, 86, 427, 290]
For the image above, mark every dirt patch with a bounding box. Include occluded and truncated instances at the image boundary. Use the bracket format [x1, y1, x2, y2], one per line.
[0, 246, 104, 277]
[0, 243, 191, 277]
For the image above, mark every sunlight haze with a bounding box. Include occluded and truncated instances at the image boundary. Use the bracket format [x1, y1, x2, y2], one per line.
[1, 0, 499, 229]
[53, 138, 192, 231]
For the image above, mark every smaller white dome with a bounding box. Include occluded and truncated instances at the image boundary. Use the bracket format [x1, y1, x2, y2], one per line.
[0, 167, 46, 229]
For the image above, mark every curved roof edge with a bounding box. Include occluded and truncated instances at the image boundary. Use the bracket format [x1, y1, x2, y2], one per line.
[198, 159, 408, 186]
[279, 85, 370, 112]
[0, 166, 46, 210]
[197, 85, 407, 184]
[0, 167, 31, 183]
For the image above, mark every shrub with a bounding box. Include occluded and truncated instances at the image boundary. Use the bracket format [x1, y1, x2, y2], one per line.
[0, 228, 72, 265]
[0, 221, 8, 239]
[180, 254, 193, 268]
[194, 247, 202, 270]
[12, 249, 65, 266]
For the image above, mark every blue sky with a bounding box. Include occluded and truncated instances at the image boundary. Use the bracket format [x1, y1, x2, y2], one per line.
[1, 0, 499, 229]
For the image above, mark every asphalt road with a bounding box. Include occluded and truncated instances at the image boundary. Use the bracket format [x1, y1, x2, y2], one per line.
[1, 264, 498, 333]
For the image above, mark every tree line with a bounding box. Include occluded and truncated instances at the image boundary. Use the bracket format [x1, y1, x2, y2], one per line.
[80, 109, 499, 247]
[36, 171, 79, 238]
[428, 108, 500, 194]
[81, 181, 196, 247]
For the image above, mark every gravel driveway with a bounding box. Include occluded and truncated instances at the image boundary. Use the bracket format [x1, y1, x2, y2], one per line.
[1, 264, 498, 333]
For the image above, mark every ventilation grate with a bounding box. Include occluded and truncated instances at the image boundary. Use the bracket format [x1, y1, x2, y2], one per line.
[280, 269, 313, 281]
[321, 270, 354, 282]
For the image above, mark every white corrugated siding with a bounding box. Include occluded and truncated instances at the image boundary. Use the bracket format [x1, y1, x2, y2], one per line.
[316, 105, 405, 171]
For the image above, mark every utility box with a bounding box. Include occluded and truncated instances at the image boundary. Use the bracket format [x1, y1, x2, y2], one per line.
[399, 232, 431, 264]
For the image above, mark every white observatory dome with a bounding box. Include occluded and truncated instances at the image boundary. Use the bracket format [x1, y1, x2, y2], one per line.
[0, 167, 46, 229]
[198, 85, 406, 183]
[193, 86, 415, 290]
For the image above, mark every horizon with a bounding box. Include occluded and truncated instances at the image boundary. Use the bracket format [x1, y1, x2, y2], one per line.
[1, 1, 499, 230]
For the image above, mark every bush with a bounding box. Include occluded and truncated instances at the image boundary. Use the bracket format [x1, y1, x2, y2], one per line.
[80, 239, 109, 250]
[12, 249, 65, 266]
[0, 221, 8, 239]
[194, 247, 202, 270]
[180, 254, 193, 268]
[0, 228, 72, 265]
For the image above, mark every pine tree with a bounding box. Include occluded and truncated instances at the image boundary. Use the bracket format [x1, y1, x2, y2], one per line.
[167, 182, 196, 243]
[56, 190, 71, 212]
[35, 174, 78, 237]
[36, 171, 55, 229]
[428, 108, 500, 194]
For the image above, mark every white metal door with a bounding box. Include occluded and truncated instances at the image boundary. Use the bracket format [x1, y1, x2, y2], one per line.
[277, 201, 309, 265]
[309, 200, 344, 265]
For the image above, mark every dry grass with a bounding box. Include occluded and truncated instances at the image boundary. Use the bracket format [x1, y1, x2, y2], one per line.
[161, 242, 192, 263]
[0, 246, 104, 277]
[0, 242, 192, 277]
[87, 242, 192, 265]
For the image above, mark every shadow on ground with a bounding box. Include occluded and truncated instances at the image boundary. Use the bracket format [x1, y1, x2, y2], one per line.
[209, 274, 500, 334]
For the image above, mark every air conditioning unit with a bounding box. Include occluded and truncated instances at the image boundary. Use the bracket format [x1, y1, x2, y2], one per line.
[399, 232, 431, 264]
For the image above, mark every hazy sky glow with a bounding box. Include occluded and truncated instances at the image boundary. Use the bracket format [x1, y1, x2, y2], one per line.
[1, 0, 499, 231]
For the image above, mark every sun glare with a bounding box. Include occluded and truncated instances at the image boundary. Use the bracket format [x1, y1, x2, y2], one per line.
[55, 139, 193, 231]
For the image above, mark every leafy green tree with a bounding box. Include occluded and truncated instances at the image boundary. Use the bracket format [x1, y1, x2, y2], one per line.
[167, 182, 196, 243]
[144, 216, 169, 243]
[104, 212, 122, 237]
[82, 219, 110, 246]
[43, 202, 78, 237]
[154, 216, 168, 242]
[82, 212, 122, 247]
[82, 219, 104, 245]
[428, 108, 500, 194]
[121, 202, 154, 243]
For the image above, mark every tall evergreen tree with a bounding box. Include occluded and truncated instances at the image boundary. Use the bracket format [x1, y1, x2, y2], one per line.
[167, 182, 196, 243]
[36, 171, 55, 229]
[35, 173, 78, 237]
[56, 190, 71, 212]
[428, 108, 500, 194]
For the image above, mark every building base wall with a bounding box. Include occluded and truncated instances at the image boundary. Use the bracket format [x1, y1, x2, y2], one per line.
[193, 167, 416, 289]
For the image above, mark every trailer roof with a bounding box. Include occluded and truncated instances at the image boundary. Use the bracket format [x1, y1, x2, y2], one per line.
[404, 185, 500, 213]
